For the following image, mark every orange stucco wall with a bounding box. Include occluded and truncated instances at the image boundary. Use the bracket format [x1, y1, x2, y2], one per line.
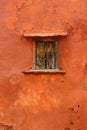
[0, 0, 87, 130]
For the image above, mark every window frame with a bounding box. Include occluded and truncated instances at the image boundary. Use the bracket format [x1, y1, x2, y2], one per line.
[32, 39, 58, 70]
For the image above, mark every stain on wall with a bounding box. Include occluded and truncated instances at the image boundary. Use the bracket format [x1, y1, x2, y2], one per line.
[0, 123, 13, 130]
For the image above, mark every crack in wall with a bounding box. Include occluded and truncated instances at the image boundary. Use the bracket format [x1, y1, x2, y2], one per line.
[14, 0, 33, 34]
[15, 0, 27, 34]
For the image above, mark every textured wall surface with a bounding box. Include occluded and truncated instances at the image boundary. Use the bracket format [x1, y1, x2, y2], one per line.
[0, 0, 87, 130]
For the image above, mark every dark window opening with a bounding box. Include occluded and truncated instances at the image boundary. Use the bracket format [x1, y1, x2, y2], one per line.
[34, 40, 57, 70]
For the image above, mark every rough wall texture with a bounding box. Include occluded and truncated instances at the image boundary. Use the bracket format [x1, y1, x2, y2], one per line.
[0, 0, 87, 130]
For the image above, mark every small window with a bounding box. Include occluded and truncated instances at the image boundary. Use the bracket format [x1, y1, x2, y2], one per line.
[23, 32, 67, 73]
[33, 40, 58, 70]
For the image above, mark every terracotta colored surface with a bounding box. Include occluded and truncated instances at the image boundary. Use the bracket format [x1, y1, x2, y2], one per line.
[0, 0, 87, 130]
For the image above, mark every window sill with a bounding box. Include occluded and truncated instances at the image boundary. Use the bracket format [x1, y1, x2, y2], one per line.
[23, 69, 65, 74]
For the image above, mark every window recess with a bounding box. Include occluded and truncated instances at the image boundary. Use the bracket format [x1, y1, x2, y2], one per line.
[23, 32, 67, 73]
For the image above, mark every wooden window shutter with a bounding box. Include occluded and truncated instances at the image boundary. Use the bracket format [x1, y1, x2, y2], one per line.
[35, 41, 45, 69]
[46, 41, 56, 69]
[35, 40, 57, 69]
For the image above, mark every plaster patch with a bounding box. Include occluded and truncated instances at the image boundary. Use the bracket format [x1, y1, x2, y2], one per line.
[9, 74, 23, 85]
[14, 89, 61, 114]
